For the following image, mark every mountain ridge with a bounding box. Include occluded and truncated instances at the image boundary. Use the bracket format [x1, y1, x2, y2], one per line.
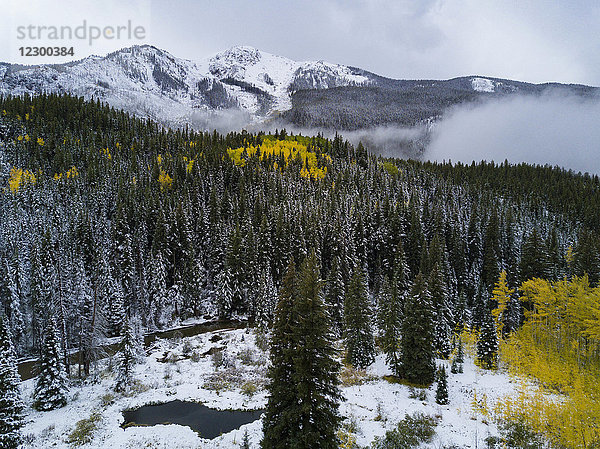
[1, 44, 597, 131]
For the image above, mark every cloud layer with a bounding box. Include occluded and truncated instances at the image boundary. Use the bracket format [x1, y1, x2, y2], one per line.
[426, 93, 600, 174]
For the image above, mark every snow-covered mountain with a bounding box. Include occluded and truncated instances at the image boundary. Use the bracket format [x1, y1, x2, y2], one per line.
[0, 45, 371, 127]
[0, 45, 596, 130]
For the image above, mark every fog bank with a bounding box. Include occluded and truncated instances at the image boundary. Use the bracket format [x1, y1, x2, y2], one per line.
[426, 93, 600, 174]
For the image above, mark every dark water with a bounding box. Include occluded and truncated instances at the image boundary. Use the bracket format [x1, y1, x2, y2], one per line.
[122, 400, 263, 439]
[18, 320, 245, 381]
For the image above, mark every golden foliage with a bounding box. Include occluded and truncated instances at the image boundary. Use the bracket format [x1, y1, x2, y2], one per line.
[53, 166, 79, 181]
[183, 156, 194, 174]
[100, 147, 112, 160]
[496, 276, 600, 448]
[227, 139, 331, 180]
[491, 270, 514, 335]
[158, 169, 173, 190]
[8, 167, 36, 193]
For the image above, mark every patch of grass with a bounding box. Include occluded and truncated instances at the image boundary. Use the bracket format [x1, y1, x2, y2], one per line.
[382, 375, 431, 389]
[340, 364, 377, 387]
[67, 412, 102, 446]
[122, 380, 150, 397]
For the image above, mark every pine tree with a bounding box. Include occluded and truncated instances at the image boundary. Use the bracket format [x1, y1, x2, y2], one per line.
[215, 268, 234, 319]
[0, 315, 25, 449]
[456, 337, 465, 363]
[344, 268, 375, 369]
[33, 320, 69, 411]
[399, 273, 436, 385]
[241, 429, 251, 449]
[325, 255, 345, 334]
[114, 317, 138, 393]
[435, 365, 449, 405]
[262, 252, 342, 449]
[254, 268, 277, 330]
[377, 277, 402, 375]
[261, 259, 298, 449]
[450, 358, 459, 374]
[477, 309, 499, 370]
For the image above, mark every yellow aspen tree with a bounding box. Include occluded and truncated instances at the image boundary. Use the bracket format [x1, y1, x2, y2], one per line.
[491, 270, 513, 336]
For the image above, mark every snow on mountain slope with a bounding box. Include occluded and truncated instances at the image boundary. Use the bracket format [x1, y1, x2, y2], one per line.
[0, 45, 372, 126]
[0, 46, 215, 127]
[206, 46, 371, 111]
[471, 77, 495, 92]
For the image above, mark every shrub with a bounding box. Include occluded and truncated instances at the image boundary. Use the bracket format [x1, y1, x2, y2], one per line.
[100, 393, 115, 407]
[190, 350, 201, 362]
[408, 387, 428, 401]
[371, 412, 437, 449]
[67, 412, 102, 446]
[254, 329, 270, 352]
[238, 348, 258, 366]
[241, 380, 258, 397]
[485, 419, 545, 449]
[340, 363, 377, 387]
[212, 350, 235, 369]
[182, 339, 193, 355]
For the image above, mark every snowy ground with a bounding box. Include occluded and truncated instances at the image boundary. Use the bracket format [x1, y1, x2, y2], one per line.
[21, 328, 518, 448]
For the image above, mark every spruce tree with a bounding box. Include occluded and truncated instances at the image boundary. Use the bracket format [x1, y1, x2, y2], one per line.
[399, 273, 436, 385]
[33, 320, 69, 411]
[325, 255, 345, 334]
[435, 365, 449, 405]
[254, 268, 277, 330]
[519, 228, 550, 283]
[114, 317, 138, 393]
[456, 337, 465, 363]
[429, 263, 451, 358]
[377, 277, 402, 375]
[290, 251, 342, 448]
[262, 259, 299, 449]
[262, 252, 342, 449]
[241, 429, 251, 449]
[477, 309, 499, 370]
[0, 315, 24, 449]
[450, 358, 459, 374]
[215, 268, 234, 319]
[344, 268, 375, 369]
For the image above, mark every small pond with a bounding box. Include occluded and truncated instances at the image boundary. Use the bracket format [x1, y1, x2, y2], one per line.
[122, 400, 263, 439]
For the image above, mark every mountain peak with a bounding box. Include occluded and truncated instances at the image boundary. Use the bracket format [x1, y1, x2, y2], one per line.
[211, 46, 263, 66]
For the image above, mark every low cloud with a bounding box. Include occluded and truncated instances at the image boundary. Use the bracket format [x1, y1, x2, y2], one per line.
[426, 92, 600, 174]
[188, 108, 253, 134]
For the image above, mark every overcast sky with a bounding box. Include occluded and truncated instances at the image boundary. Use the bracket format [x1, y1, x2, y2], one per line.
[1, 0, 599, 86]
